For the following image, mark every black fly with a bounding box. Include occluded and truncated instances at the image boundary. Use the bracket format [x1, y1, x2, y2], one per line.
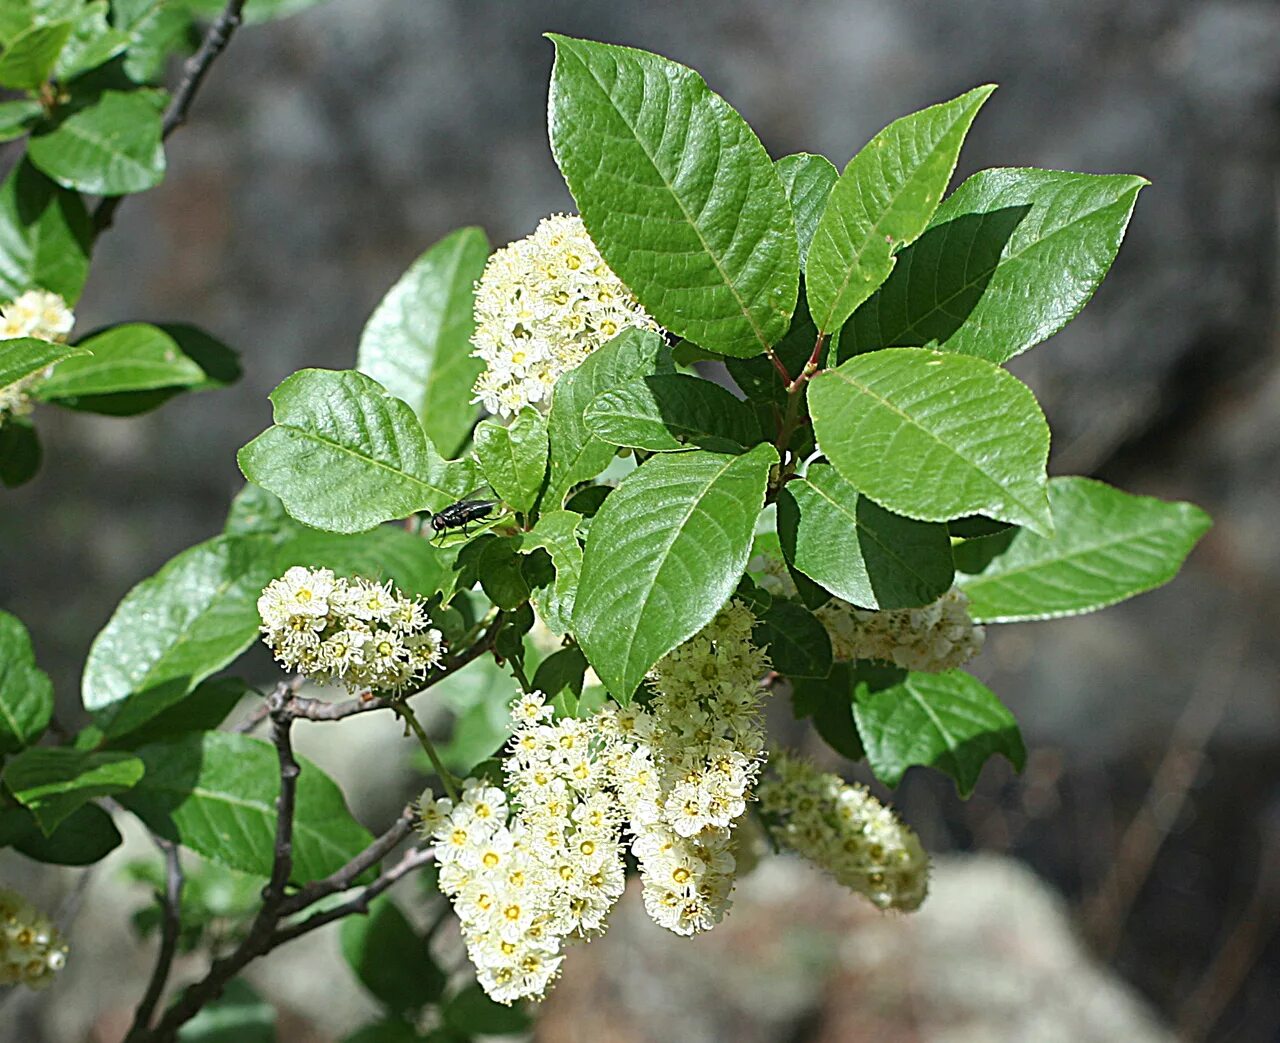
[428, 498, 496, 541]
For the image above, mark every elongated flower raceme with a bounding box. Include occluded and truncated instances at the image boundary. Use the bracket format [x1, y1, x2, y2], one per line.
[470, 213, 661, 417]
[0, 888, 68, 989]
[257, 567, 444, 693]
[0, 290, 76, 423]
[757, 751, 929, 912]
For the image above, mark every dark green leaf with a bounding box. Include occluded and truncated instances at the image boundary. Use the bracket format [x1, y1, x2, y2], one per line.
[842, 168, 1147, 364]
[0, 609, 54, 753]
[753, 597, 831, 679]
[28, 89, 165, 195]
[0, 159, 93, 303]
[0, 19, 71, 90]
[790, 662, 875, 761]
[474, 407, 547, 514]
[104, 677, 251, 750]
[477, 536, 530, 612]
[177, 979, 276, 1043]
[341, 895, 445, 1014]
[121, 731, 375, 882]
[4, 747, 144, 833]
[548, 35, 799, 357]
[342, 1023, 423, 1043]
[584, 373, 761, 452]
[958, 476, 1211, 622]
[574, 444, 775, 699]
[809, 348, 1052, 535]
[238, 368, 477, 534]
[531, 645, 588, 713]
[852, 669, 1025, 796]
[37, 322, 205, 399]
[778, 461, 954, 609]
[775, 152, 838, 267]
[444, 983, 530, 1035]
[0, 801, 122, 865]
[357, 227, 489, 457]
[807, 86, 994, 334]
[0, 416, 40, 487]
[951, 527, 1017, 575]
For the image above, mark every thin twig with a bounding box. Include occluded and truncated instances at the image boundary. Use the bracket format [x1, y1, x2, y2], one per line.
[122, 838, 185, 1042]
[279, 807, 416, 916]
[92, 0, 249, 234]
[394, 702, 461, 803]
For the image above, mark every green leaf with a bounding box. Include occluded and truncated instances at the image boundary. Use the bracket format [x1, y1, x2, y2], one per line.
[0, 19, 71, 90]
[545, 327, 671, 507]
[791, 661, 887, 761]
[474, 408, 547, 514]
[341, 895, 445, 1014]
[574, 444, 775, 699]
[120, 731, 375, 882]
[841, 168, 1147, 364]
[958, 476, 1211, 622]
[238, 368, 477, 534]
[475, 536, 530, 612]
[0, 159, 93, 303]
[0, 802, 122, 865]
[584, 373, 762, 453]
[54, 1, 129, 82]
[0, 335, 88, 389]
[356, 227, 489, 457]
[806, 86, 995, 334]
[775, 152, 838, 267]
[548, 35, 799, 357]
[809, 347, 1052, 535]
[777, 461, 954, 609]
[36, 322, 205, 399]
[4, 747, 144, 834]
[27, 88, 165, 195]
[531, 644, 588, 711]
[341, 1023, 422, 1043]
[279, 526, 457, 602]
[81, 534, 279, 737]
[0, 610, 54, 754]
[752, 597, 832, 679]
[103, 677, 251, 750]
[0, 98, 43, 141]
[443, 983, 530, 1035]
[853, 669, 1024, 795]
[177, 979, 276, 1043]
[0, 417, 41, 487]
[520, 509, 582, 635]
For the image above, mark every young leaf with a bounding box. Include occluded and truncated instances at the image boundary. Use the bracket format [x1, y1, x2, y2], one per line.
[0, 610, 53, 754]
[520, 509, 583, 635]
[841, 168, 1147, 364]
[4, 747, 144, 834]
[120, 731, 375, 882]
[574, 444, 776, 699]
[585, 373, 761, 453]
[340, 895, 445, 1014]
[548, 35, 799, 357]
[356, 226, 489, 457]
[775, 152, 839, 267]
[0, 159, 93, 302]
[958, 476, 1211, 622]
[852, 669, 1025, 796]
[777, 461, 954, 609]
[752, 598, 832, 679]
[809, 348, 1052, 535]
[0, 802, 122, 866]
[474, 407, 548, 514]
[806, 86, 995, 334]
[0, 417, 40, 487]
[545, 327, 671, 507]
[36, 323, 205, 399]
[238, 368, 477, 533]
[0, 19, 72, 91]
[28, 89, 166, 196]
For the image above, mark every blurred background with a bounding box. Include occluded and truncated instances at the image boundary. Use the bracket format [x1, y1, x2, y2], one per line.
[1, 0, 1278, 1040]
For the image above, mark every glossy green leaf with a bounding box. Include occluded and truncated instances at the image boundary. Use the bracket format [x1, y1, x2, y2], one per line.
[443, 982, 530, 1035]
[120, 731, 374, 882]
[548, 35, 799, 357]
[0, 99, 42, 142]
[809, 348, 1052, 535]
[584, 373, 761, 452]
[574, 444, 775, 699]
[0, 802, 122, 865]
[474, 407, 547, 514]
[177, 979, 276, 1043]
[776, 152, 838, 267]
[356, 227, 489, 457]
[753, 598, 832, 679]
[341, 895, 445, 1014]
[37, 323, 205, 399]
[521, 509, 583, 635]
[0, 19, 70, 90]
[54, 1, 129, 81]
[545, 328, 671, 507]
[0, 160, 93, 303]
[4, 747, 144, 833]
[807, 86, 994, 334]
[958, 476, 1211, 622]
[28, 89, 165, 196]
[0, 335, 88, 392]
[238, 368, 477, 534]
[852, 669, 1024, 796]
[842, 168, 1147, 363]
[0, 417, 40, 487]
[777, 461, 954, 609]
[0, 610, 53, 754]
[278, 526, 457, 601]
[81, 534, 279, 737]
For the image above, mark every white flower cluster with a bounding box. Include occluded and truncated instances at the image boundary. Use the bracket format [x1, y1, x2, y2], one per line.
[422, 693, 626, 1005]
[817, 587, 985, 673]
[0, 289, 76, 422]
[471, 213, 661, 417]
[0, 889, 67, 990]
[257, 567, 444, 694]
[757, 752, 929, 912]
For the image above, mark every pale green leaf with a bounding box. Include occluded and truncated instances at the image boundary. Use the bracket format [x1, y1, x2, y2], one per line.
[0, 159, 93, 303]
[37, 322, 205, 399]
[775, 152, 838, 267]
[474, 407, 547, 514]
[0, 335, 88, 389]
[0, 19, 71, 90]
[0, 610, 53, 754]
[27, 89, 165, 196]
[520, 509, 582, 635]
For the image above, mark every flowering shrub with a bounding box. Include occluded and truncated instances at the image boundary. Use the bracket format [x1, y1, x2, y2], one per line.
[0, 9, 1212, 1041]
